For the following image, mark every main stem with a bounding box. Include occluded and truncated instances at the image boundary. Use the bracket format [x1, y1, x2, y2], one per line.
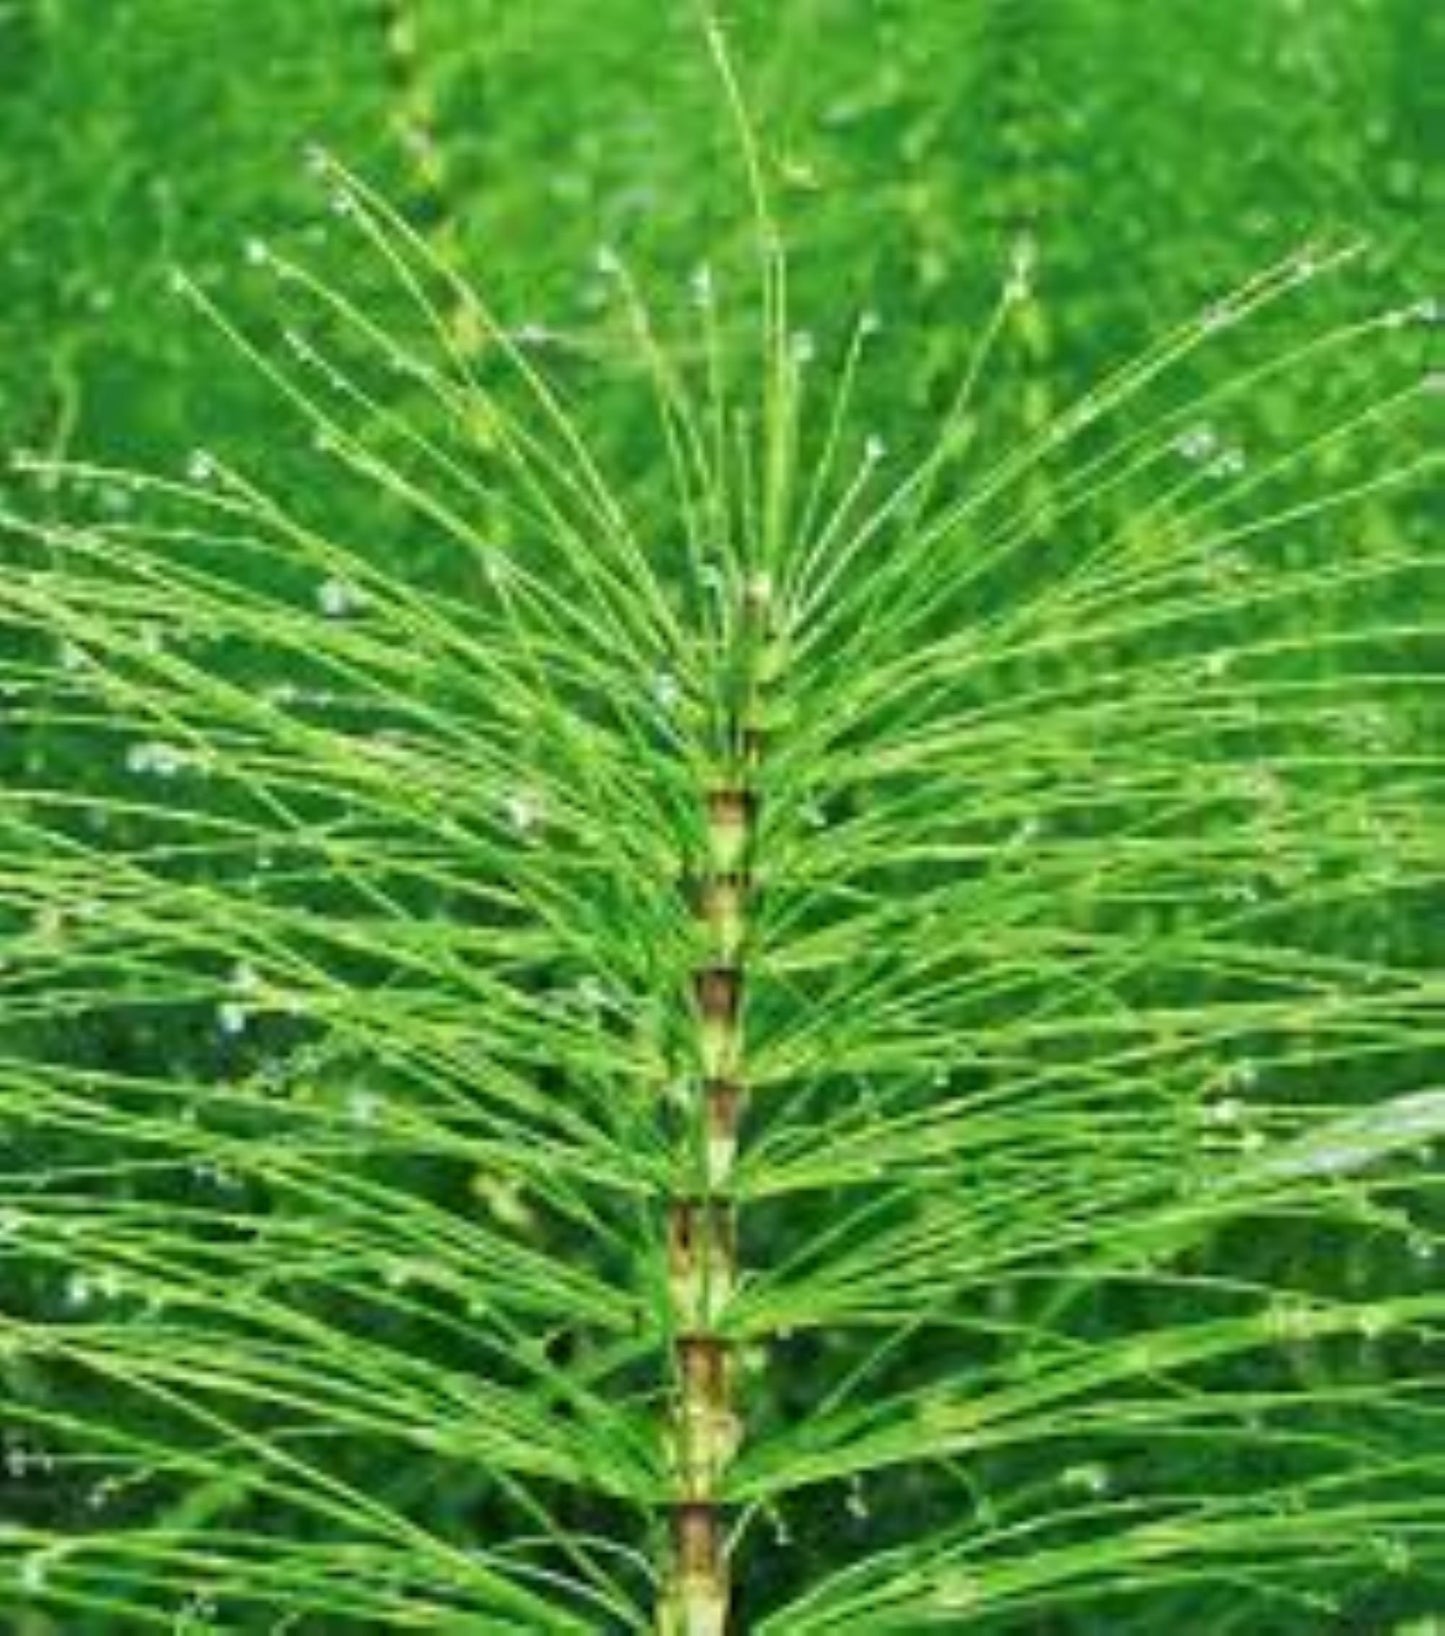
[657, 594, 769, 1634]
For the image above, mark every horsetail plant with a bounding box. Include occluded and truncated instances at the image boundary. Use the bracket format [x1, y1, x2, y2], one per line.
[2, 25, 1444, 1633]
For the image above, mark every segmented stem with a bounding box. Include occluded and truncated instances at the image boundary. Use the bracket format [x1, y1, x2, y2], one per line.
[658, 593, 770, 1634]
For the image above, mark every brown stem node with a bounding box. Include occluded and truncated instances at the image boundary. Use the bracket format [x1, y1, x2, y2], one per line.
[694, 965, 742, 1026]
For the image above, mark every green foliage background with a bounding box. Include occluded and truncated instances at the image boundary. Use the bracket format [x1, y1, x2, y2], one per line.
[0, 2, 1443, 1632]
[4, 0, 1441, 467]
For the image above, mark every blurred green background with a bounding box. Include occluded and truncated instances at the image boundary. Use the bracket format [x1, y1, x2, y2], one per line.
[2, 0, 1441, 475]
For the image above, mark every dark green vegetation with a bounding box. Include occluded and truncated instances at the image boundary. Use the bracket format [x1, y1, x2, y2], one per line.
[1, 2, 1443, 1631]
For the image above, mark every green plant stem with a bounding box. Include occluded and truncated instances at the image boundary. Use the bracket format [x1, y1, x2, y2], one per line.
[658, 588, 771, 1634]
